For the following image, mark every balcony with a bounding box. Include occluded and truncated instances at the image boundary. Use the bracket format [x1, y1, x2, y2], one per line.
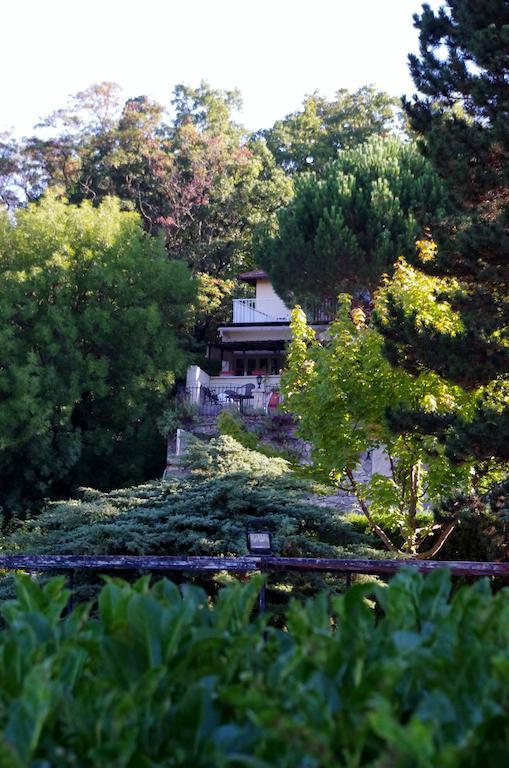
[232, 298, 291, 324]
[231, 297, 338, 325]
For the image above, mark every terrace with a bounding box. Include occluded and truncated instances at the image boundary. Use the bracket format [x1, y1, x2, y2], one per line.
[182, 370, 282, 416]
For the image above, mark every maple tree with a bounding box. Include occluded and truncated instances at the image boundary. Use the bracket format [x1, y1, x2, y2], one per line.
[281, 279, 500, 557]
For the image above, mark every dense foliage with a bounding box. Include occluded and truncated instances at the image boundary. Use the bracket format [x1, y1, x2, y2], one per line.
[259, 85, 400, 175]
[1, 78, 419, 516]
[7, 436, 371, 561]
[435, 475, 509, 563]
[256, 136, 447, 304]
[0, 82, 294, 351]
[2, 11, 508, 565]
[378, 0, 509, 464]
[281, 294, 490, 557]
[2, 11, 509, 762]
[1, 569, 509, 766]
[2, 82, 292, 280]
[0, 194, 195, 514]
[2, 436, 377, 606]
[216, 410, 299, 462]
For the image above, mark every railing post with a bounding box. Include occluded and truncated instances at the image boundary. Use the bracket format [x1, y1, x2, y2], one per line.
[258, 581, 266, 613]
[257, 558, 267, 614]
[64, 569, 74, 616]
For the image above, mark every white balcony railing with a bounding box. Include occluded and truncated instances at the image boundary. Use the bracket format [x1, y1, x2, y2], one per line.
[232, 298, 291, 324]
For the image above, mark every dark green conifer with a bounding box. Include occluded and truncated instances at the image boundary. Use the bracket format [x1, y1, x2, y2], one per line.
[378, 0, 509, 463]
[256, 136, 446, 304]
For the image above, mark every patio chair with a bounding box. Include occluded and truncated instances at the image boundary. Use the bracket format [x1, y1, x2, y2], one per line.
[242, 383, 255, 398]
[201, 386, 219, 404]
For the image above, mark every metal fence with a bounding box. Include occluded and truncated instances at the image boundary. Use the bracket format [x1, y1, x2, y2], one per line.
[182, 384, 263, 415]
[303, 297, 339, 324]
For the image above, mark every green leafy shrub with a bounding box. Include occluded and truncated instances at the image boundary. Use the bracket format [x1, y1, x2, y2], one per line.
[157, 399, 198, 437]
[181, 433, 291, 476]
[217, 411, 298, 462]
[1, 569, 509, 766]
[346, 509, 434, 543]
[217, 411, 267, 450]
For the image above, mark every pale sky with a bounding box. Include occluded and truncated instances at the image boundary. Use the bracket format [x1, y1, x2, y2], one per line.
[1, 0, 435, 137]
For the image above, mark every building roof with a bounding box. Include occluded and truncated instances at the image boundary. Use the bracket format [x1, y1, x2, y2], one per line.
[237, 268, 268, 284]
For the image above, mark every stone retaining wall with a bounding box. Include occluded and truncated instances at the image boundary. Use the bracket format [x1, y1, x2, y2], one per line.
[166, 412, 391, 479]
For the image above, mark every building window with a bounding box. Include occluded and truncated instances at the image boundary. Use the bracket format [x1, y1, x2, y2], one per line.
[232, 354, 284, 376]
[246, 358, 257, 375]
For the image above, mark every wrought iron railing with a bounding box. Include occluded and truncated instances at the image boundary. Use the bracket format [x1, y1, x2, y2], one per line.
[303, 297, 339, 324]
[182, 384, 262, 415]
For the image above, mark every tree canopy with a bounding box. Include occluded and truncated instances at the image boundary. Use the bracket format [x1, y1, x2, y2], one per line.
[259, 86, 401, 175]
[2, 82, 294, 351]
[256, 135, 447, 304]
[377, 0, 509, 464]
[0, 193, 196, 515]
[281, 287, 485, 557]
[6, 81, 292, 280]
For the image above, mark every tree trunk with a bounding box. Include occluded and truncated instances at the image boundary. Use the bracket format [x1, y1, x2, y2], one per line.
[345, 468, 400, 554]
[415, 521, 457, 560]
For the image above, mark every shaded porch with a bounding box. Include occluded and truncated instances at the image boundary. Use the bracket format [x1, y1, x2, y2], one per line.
[207, 339, 287, 379]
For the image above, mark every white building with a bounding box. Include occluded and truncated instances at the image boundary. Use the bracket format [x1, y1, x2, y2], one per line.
[185, 269, 336, 413]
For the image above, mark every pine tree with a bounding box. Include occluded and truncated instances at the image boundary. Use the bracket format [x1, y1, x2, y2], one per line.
[377, 0, 509, 463]
[256, 136, 446, 304]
